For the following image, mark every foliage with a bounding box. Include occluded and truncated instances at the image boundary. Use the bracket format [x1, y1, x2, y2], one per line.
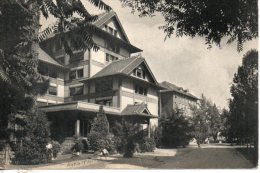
[219, 108, 231, 142]
[72, 139, 84, 153]
[87, 131, 106, 151]
[87, 107, 110, 151]
[12, 111, 51, 165]
[111, 119, 141, 157]
[152, 126, 162, 147]
[228, 50, 258, 163]
[90, 107, 110, 137]
[39, 0, 111, 56]
[139, 137, 156, 152]
[121, 0, 258, 51]
[0, 0, 110, 145]
[190, 95, 223, 146]
[160, 108, 193, 147]
[51, 140, 61, 158]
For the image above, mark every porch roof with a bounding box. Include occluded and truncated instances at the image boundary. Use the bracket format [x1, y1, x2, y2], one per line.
[39, 101, 157, 118]
[39, 101, 121, 115]
[121, 103, 157, 118]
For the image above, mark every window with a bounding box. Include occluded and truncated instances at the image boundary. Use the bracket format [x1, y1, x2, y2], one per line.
[70, 68, 84, 80]
[106, 53, 119, 62]
[135, 85, 147, 96]
[134, 67, 146, 79]
[105, 25, 118, 36]
[48, 86, 57, 95]
[70, 86, 83, 96]
[69, 51, 84, 63]
[95, 78, 113, 93]
[106, 42, 119, 53]
[38, 66, 58, 78]
[96, 99, 112, 107]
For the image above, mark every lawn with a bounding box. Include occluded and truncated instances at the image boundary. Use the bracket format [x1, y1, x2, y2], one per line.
[236, 148, 258, 166]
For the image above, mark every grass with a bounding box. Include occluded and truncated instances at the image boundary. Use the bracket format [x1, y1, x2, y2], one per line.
[236, 148, 258, 166]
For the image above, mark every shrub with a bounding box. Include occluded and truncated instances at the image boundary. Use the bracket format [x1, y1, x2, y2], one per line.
[71, 140, 84, 152]
[87, 107, 110, 152]
[87, 131, 106, 151]
[51, 141, 60, 158]
[111, 120, 141, 157]
[140, 137, 156, 152]
[12, 111, 51, 164]
[160, 109, 193, 147]
[123, 140, 135, 158]
[90, 107, 109, 137]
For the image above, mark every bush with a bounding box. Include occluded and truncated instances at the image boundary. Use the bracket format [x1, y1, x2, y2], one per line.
[111, 120, 141, 157]
[87, 131, 106, 151]
[71, 140, 84, 152]
[160, 109, 193, 147]
[87, 108, 110, 152]
[12, 111, 51, 164]
[140, 137, 156, 152]
[51, 141, 60, 158]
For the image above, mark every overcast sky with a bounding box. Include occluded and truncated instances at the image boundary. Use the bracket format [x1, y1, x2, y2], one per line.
[40, 0, 258, 109]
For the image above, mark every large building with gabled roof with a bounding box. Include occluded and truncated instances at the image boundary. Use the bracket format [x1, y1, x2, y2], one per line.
[159, 81, 199, 117]
[37, 10, 162, 147]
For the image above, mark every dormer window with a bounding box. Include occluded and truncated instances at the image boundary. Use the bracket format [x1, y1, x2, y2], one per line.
[104, 25, 118, 36]
[134, 67, 145, 79]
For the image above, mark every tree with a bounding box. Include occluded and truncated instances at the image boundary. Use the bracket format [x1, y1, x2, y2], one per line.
[121, 0, 258, 51]
[219, 108, 231, 142]
[190, 95, 209, 147]
[111, 119, 141, 157]
[11, 110, 51, 164]
[159, 108, 193, 147]
[0, 0, 111, 162]
[207, 103, 221, 142]
[87, 106, 110, 151]
[229, 49, 258, 161]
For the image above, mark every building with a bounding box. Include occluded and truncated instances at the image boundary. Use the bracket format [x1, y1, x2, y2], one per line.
[37, 11, 161, 144]
[159, 81, 198, 117]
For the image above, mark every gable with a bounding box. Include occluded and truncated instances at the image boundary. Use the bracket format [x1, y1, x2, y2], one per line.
[129, 62, 157, 84]
[142, 108, 149, 115]
[97, 12, 130, 43]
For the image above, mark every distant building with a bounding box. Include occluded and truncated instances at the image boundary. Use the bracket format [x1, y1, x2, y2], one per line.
[159, 81, 198, 117]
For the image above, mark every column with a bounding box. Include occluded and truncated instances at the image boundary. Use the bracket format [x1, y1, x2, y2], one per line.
[75, 119, 80, 138]
[147, 119, 151, 138]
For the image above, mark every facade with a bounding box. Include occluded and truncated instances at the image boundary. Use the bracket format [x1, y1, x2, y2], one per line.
[159, 81, 198, 117]
[37, 11, 161, 143]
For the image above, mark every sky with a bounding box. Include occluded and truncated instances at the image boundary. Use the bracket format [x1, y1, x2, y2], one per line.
[40, 0, 258, 109]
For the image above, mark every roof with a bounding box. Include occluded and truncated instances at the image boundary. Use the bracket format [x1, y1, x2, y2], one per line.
[93, 56, 143, 78]
[93, 10, 130, 43]
[38, 47, 65, 68]
[39, 101, 157, 118]
[160, 81, 198, 100]
[81, 56, 159, 86]
[121, 103, 157, 118]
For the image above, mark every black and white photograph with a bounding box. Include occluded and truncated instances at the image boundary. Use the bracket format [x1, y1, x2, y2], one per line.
[0, 0, 258, 170]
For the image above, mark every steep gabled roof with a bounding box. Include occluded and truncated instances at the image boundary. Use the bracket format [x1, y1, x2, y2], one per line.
[86, 56, 158, 85]
[160, 81, 198, 100]
[38, 47, 65, 68]
[93, 10, 130, 43]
